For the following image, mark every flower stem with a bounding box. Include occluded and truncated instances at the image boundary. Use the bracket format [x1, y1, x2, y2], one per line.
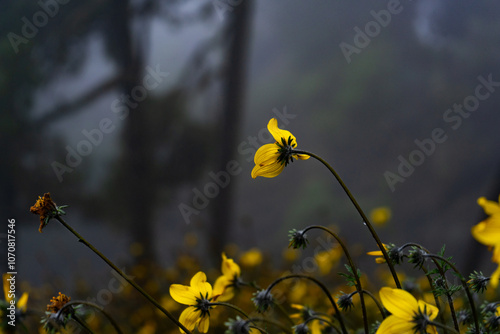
[302, 225, 368, 333]
[210, 301, 251, 319]
[58, 301, 123, 334]
[423, 253, 479, 333]
[293, 150, 401, 289]
[265, 274, 348, 334]
[54, 216, 191, 334]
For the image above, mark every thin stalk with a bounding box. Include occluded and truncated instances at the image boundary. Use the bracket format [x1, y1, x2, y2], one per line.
[303, 225, 368, 333]
[249, 317, 292, 334]
[59, 301, 123, 334]
[400, 243, 460, 332]
[265, 274, 348, 334]
[423, 254, 479, 333]
[429, 320, 460, 334]
[210, 301, 250, 319]
[293, 149, 401, 289]
[55, 216, 191, 334]
[360, 290, 386, 319]
[304, 315, 340, 333]
[71, 315, 95, 334]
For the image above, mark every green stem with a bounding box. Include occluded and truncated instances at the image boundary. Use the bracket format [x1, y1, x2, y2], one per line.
[58, 301, 123, 334]
[400, 243, 457, 332]
[423, 254, 479, 334]
[293, 149, 401, 289]
[302, 225, 368, 333]
[360, 290, 386, 319]
[265, 274, 348, 334]
[55, 216, 191, 334]
[249, 317, 291, 334]
[210, 301, 251, 319]
[303, 315, 340, 333]
[72, 314, 96, 334]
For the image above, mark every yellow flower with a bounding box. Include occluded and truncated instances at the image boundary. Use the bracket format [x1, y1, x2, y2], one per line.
[2, 274, 28, 313]
[370, 206, 392, 226]
[376, 287, 439, 334]
[213, 253, 241, 302]
[47, 292, 71, 313]
[315, 247, 342, 275]
[251, 118, 309, 178]
[367, 244, 389, 264]
[30, 192, 57, 233]
[471, 195, 500, 288]
[169, 271, 216, 333]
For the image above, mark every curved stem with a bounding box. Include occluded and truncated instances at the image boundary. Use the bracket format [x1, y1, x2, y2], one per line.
[266, 274, 348, 334]
[58, 301, 123, 334]
[293, 149, 401, 289]
[423, 254, 479, 333]
[304, 315, 340, 334]
[360, 290, 386, 319]
[210, 302, 250, 319]
[55, 216, 191, 334]
[71, 314, 95, 334]
[303, 225, 368, 333]
[250, 317, 292, 334]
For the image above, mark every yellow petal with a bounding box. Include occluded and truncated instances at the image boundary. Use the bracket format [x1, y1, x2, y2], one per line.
[267, 118, 297, 146]
[179, 307, 200, 333]
[221, 253, 240, 278]
[251, 159, 285, 179]
[376, 314, 415, 334]
[197, 314, 210, 333]
[294, 153, 310, 160]
[478, 196, 500, 216]
[169, 284, 197, 305]
[367, 250, 384, 256]
[490, 264, 500, 288]
[254, 143, 279, 165]
[417, 300, 439, 321]
[190, 271, 212, 299]
[471, 219, 500, 246]
[379, 287, 418, 320]
[213, 275, 234, 302]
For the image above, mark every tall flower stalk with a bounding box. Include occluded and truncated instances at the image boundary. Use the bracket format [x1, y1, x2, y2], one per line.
[30, 193, 192, 334]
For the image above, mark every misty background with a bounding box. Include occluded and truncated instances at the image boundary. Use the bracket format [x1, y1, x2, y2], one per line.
[1, 0, 500, 325]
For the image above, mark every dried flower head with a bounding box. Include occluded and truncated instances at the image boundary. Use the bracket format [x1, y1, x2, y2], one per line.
[47, 292, 71, 314]
[30, 193, 58, 233]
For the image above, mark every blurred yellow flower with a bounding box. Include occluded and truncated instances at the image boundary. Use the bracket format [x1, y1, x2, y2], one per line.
[240, 248, 263, 267]
[315, 247, 342, 275]
[471, 195, 500, 288]
[2, 274, 28, 313]
[251, 118, 309, 178]
[370, 206, 391, 226]
[169, 271, 216, 333]
[213, 253, 241, 302]
[377, 287, 438, 334]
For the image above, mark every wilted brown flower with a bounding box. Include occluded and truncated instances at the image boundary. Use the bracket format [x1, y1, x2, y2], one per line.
[30, 192, 57, 233]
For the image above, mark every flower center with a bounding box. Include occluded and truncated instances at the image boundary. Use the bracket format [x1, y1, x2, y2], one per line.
[276, 136, 296, 166]
[196, 293, 213, 317]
